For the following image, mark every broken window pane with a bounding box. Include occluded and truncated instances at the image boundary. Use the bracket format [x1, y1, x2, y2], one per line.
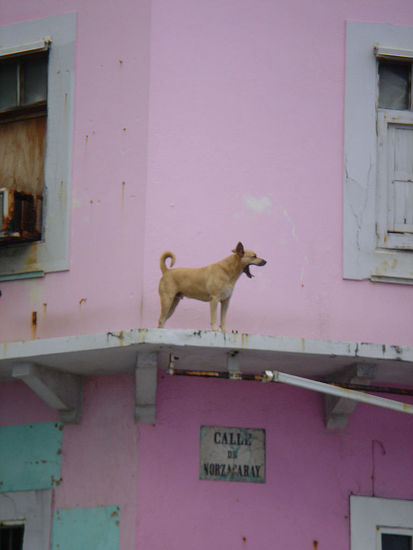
[0, 52, 47, 245]
[379, 61, 411, 110]
[0, 117, 46, 195]
[0, 62, 18, 111]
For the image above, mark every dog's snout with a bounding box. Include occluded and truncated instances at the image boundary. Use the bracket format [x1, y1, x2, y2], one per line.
[259, 259, 267, 266]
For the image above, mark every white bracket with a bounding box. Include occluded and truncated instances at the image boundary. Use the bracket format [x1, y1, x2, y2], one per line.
[12, 363, 82, 424]
[324, 364, 377, 430]
[135, 352, 158, 424]
[227, 352, 241, 380]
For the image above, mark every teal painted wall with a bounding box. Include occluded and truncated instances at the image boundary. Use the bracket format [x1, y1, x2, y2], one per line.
[52, 506, 121, 550]
[0, 422, 62, 492]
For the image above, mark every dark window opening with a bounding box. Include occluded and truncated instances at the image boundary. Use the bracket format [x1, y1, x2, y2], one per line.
[378, 60, 411, 110]
[382, 533, 413, 550]
[0, 524, 25, 550]
[0, 52, 48, 119]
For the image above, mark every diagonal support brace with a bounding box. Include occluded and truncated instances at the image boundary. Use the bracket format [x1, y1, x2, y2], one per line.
[12, 363, 82, 424]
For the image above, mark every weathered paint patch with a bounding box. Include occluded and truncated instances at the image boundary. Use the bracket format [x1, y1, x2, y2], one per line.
[243, 195, 272, 213]
[0, 422, 62, 492]
[52, 506, 121, 550]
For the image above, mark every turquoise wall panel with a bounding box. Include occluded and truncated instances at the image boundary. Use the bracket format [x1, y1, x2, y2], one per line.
[0, 422, 62, 492]
[52, 506, 121, 550]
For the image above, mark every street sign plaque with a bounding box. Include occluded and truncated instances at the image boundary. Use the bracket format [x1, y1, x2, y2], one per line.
[200, 426, 265, 483]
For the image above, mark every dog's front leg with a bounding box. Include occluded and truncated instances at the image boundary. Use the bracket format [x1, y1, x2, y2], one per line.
[219, 298, 231, 332]
[209, 298, 219, 331]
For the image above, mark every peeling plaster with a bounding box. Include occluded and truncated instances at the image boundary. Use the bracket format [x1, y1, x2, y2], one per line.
[243, 195, 272, 213]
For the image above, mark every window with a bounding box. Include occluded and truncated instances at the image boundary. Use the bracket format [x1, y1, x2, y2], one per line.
[0, 48, 49, 245]
[0, 14, 75, 281]
[376, 51, 413, 253]
[0, 521, 25, 550]
[0, 491, 52, 550]
[351, 496, 413, 550]
[0, 51, 48, 115]
[343, 23, 413, 284]
[378, 61, 411, 110]
[380, 529, 413, 550]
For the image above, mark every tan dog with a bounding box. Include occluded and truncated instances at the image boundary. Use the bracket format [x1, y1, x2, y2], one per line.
[158, 242, 266, 331]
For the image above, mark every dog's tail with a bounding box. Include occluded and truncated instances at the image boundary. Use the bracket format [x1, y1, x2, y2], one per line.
[160, 251, 176, 274]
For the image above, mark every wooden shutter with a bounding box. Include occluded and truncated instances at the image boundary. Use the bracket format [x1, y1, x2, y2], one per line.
[376, 110, 413, 250]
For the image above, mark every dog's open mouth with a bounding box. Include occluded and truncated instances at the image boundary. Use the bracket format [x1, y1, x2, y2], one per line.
[244, 259, 267, 278]
[243, 265, 253, 278]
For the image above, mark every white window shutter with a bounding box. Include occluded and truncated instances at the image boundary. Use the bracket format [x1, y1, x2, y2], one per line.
[376, 110, 413, 250]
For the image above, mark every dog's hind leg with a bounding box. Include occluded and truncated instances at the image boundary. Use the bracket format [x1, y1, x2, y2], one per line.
[158, 294, 173, 328]
[158, 294, 181, 328]
[165, 294, 182, 322]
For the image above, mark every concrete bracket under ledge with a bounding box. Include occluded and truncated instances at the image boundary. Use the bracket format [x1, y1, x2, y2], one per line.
[324, 364, 377, 430]
[1, 329, 413, 426]
[135, 352, 158, 424]
[12, 363, 82, 424]
[227, 351, 242, 380]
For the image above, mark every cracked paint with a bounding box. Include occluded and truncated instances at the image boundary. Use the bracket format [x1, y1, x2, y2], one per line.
[283, 209, 298, 242]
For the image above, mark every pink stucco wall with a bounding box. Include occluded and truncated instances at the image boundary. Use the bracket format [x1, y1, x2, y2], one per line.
[3, 375, 412, 549]
[142, 0, 413, 344]
[137, 375, 413, 549]
[0, 0, 413, 347]
[0, 375, 139, 550]
[0, 0, 151, 342]
[1, 2, 413, 549]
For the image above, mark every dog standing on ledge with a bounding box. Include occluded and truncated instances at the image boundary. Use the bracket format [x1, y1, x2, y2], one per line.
[158, 242, 267, 332]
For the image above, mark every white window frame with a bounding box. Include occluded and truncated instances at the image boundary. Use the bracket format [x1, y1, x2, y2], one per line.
[343, 22, 413, 284]
[351, 495, 413, 550]
[0, 490, 52, 550]
[0, 14, 75, 281]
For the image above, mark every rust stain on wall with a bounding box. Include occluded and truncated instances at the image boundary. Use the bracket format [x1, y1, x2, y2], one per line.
[121, 181, 126, 208]
[50, 474, 62, 487]
[106, 330, 125, 346]
[31, 311, 37, 340]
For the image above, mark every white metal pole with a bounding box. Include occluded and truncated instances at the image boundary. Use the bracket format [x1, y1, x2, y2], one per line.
[264, 370, 413, 416]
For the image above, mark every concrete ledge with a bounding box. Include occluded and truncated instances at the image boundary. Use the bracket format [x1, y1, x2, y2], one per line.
[1, 328, 412, 385]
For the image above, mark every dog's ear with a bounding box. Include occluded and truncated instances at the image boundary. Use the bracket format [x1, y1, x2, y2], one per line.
[232, 242, 244, 256]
